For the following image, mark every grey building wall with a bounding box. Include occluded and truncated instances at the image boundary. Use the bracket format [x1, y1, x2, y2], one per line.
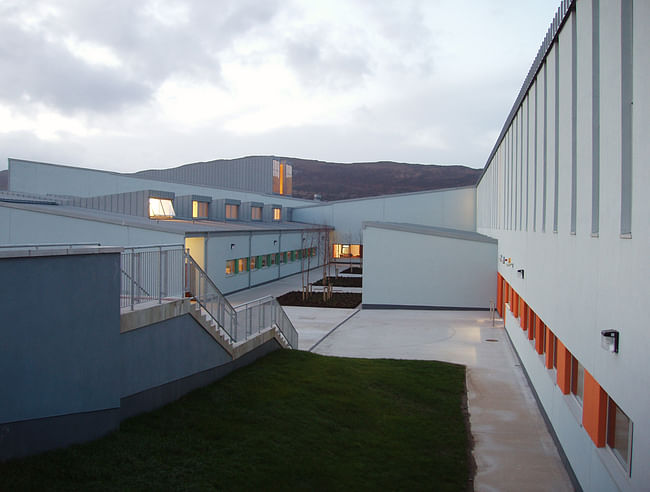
[132, 156, 275, 195]
[0, 249, 122, 460]
[292, 186, 477, 245]
[362, 223, 497, 309]
[8, 159, 312, 208]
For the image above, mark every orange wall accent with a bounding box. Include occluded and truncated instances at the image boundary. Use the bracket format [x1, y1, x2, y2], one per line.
[545, 330, 554, 369]
[535, 319, 544, 354]
[520, 302, 527, 328]
[556, 341, 571, 394]
[582, 370, 608, 447]
[528, 313, 535, 340]
[497, 274, 503, 317]
[513, 292, 519, 317]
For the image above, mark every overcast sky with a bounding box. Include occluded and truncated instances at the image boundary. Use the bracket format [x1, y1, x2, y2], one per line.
[0, 0, 561, 172]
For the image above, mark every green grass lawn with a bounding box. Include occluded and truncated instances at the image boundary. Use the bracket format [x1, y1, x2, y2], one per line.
[0, 351, 470, 491]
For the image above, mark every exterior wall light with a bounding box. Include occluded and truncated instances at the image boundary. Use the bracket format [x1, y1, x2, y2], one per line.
[230, 243, 235, 249]
[517, 269, 525, 279]
[601, 330, 619, 353]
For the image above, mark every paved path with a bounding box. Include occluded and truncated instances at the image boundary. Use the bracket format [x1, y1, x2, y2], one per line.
[312, 309, 575, 492]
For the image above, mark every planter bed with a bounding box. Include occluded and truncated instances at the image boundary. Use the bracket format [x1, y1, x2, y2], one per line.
[277, 291, 361, 308]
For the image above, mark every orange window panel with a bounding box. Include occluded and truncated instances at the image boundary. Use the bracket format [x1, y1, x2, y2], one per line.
[545, 330, 555, 369]
[497, 274, 503, 317]
[556, 340, 572, 394]
[513, 291, 519, 318]
[582, 370, 608, 447]
[535, 318, 545, 355]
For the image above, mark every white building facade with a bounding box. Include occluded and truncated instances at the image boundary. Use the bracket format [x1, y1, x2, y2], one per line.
[477, 1, 649, 490]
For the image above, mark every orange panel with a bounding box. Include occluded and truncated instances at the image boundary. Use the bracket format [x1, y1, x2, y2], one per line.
[582, 370, 608, 447]
[535, 319, 544, 354]
[520, 301, 527, 328]
[545, 330, 554, 369]
[497, 274, 503, 317]
[528, 313, 535, 340]
[556, 341, 572, 394]
[513, 291, 519, 318]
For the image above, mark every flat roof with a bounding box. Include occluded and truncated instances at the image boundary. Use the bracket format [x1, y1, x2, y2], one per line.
[362, 221, 497, 244]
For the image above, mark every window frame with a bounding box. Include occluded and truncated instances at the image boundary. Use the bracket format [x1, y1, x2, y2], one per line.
[607, 397, 633, 475]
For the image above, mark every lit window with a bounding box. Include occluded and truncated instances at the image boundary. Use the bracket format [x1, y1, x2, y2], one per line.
[238, 258, 248, 272]
[571, 357, 584, 404]
[251, 206, 262, 221]
[332, 243, 363, 259]
[225, 260, 235, 275]
[149, 197, 175, 218]
[192, 201, 208, 219]
[273, 207, 281, 221]
[250, 257, 257, 270]
[261, 255, 267, 268]
[226, 204, 239, 220]
[607, 398, 633, 472]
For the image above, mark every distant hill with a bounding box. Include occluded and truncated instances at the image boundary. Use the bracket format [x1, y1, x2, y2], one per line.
[287, 158, 481, 201]
[0, 169, 7, 190]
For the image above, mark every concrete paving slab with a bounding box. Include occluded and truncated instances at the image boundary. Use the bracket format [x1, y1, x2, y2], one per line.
[312, 309, 574, 492]
[281, 306, 358, 351]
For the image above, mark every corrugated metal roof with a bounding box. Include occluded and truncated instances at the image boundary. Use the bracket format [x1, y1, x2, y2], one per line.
[0, 200, 331, 235]
[362, 221, 497, 244]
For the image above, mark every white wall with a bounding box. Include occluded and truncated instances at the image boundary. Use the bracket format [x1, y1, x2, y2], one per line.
[362, 225, 496, 309]
[476, 2, 650, 489]
[292, 186, 477, 244]
[205, 230, 319, 294]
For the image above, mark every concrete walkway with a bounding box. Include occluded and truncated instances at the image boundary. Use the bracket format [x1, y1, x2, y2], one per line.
[312, 309, 575, 492]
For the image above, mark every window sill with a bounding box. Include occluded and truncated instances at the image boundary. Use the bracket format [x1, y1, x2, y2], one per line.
[565, 393, 583, 425]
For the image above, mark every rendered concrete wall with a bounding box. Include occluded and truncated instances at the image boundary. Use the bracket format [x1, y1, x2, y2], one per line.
[0, 250, 121, 459]
[292, 186, 477, 244]
[121, 314, 232, 398]
[476, 1, 650, 489]
[362, 225, 496, 309]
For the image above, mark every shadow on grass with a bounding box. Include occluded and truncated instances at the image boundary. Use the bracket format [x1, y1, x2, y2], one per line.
[0, 351, 471, 491]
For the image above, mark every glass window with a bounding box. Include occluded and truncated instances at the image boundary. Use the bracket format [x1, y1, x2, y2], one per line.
[251, 206, 262, 221]
[261, 255, 267, 268]
[226, 204, 239, 220]
[149, 197, 176, 218]
[273, 207, 281, 221]
[607, 397, 632, 472]
[571, 357, 584, 404]
[238, 258, 248, 273]
[250, 257, 257, 270]
[225, 260, 235, 275]
[192, 201, 208, 219]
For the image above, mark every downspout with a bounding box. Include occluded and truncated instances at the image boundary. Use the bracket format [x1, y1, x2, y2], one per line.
[248, 231, 252, 289]
[278, 230, 282, 279]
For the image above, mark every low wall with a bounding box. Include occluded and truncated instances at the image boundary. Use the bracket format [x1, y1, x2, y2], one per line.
[0, 249, 285, 461]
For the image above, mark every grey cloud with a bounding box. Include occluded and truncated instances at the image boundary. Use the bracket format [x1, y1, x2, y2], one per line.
[285, 34, 371, 90]
[0, 0, 285, 113]
[0, 21, 151, 112]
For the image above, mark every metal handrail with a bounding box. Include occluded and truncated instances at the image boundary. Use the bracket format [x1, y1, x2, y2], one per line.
[234, 295, 299, 348]
[0, 242, 101, 249]
[118, 244, 298, 348]
[184, 252, 238, 343]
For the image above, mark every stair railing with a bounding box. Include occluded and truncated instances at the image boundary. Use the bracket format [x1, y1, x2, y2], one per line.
[184, 251, 237, 343]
